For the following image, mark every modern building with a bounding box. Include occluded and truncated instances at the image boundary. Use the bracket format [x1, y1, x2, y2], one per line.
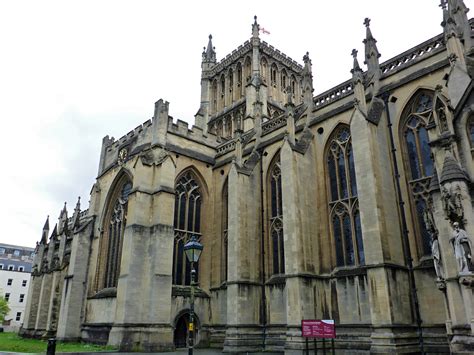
[20, 1, 474, 353]
[0, 243, 34, 331]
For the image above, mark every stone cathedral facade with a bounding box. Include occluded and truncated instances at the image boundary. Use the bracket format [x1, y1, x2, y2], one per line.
[21, 1, 474, 354]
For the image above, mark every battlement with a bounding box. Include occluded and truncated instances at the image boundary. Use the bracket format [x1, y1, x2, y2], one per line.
[168, 117, 219, 146]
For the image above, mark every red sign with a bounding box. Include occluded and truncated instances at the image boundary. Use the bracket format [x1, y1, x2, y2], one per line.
[301, 319, 336, 338]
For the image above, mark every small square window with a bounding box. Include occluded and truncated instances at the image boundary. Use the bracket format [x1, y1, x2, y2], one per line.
[22, 280, 27, 287]
[7, 279, 12, 286]
[15, 312, 21, 321]
[19, 294, 24, 303]
[5, 293, 10, 301]
[8, 265, 14, 271]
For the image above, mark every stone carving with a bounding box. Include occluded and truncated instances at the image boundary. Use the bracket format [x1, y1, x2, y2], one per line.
[441, 184, 464, 223]
[450, 222, 473, 274]
[437, 105, 449, 133]
[431, 238, 444, 279]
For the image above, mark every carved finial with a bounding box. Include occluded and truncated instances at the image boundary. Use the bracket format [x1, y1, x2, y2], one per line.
[252, 15, 260, 38]
[43, 215, 50, 231]
[439, 0, 447, 10]
[364, 17, 371, 27]
[75, 196, 81, 210]
[351, 49, 363, 82]
[203, 34, 216, 63]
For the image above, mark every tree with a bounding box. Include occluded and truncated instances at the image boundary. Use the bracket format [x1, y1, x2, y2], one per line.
[0, 297, 10, 323]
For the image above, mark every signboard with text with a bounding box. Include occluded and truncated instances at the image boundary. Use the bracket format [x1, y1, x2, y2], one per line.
[301, 319, 336, 339]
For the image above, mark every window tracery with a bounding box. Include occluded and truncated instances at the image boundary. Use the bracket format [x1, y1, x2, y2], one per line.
[402, 90, 435, 256]
[173, 171, 202, 285]
[326, 126, 364, 267]
[269, 156, 285, 275]
[96, 176, 132, 291]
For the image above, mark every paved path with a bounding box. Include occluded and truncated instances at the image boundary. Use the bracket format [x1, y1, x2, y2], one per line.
[3, 350, 225, 355]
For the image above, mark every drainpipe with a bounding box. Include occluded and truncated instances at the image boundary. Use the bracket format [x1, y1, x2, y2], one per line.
[382, 92, 424, 354]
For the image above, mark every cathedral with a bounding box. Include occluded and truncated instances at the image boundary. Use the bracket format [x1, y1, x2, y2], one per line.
[20, 1, 474, 353]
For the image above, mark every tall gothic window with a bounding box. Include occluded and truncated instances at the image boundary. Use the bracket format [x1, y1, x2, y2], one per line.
[173, 171, 202, 285]
[326, 126, 364, 267]
[402, 90, 434, 256]
[269, 155, 285, 275]
[96, 176, 132, 291]
[222, 179, 228, 282]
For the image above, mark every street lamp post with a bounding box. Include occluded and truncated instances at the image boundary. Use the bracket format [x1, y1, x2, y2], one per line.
[184, 235, 203, 355]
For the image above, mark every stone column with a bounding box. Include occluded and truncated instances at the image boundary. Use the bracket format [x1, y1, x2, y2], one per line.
[350, 101, 416, 353]
[35, 272, 53, 336]
[56, 221, 94, 341]
[280, 139, 316, 354]
[107, 154, 175, 351]
[224, 162, 264, 353]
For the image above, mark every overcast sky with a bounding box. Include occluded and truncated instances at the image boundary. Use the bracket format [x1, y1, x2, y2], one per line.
[0, 0, 466, 247]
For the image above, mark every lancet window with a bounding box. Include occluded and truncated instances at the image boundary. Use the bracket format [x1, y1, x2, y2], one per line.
[222, 179, 228, 282]
[401, 90, 435, 256]
[173, 171, 202, 285]
[96, 175, 132, 291]
[326, 126, 364, 267]
[269, 155, 285, 275]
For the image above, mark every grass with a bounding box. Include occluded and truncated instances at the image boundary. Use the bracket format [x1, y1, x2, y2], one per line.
[0, 332, 117, 353]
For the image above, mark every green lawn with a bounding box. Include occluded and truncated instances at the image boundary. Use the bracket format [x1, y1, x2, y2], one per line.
[0, 332, 117, 353]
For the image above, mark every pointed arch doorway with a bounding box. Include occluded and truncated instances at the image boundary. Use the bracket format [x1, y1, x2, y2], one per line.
[173, 311, 201, 349]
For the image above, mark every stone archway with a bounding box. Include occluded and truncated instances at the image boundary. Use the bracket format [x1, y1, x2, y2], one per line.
[173, 311, 201, 349]
[173, 313, 189, 349]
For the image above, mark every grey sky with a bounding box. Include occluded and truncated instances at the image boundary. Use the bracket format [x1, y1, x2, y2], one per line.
[0, 0, 463, 247]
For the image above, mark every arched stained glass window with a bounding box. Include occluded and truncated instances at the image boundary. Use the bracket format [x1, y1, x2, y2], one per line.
[173, 171, 202, 285]
[96, 176, 132, 291]
[326, 126, 364, 267]
[269, 155, 285, 275]
[401, 90, 434, 256]
[222, 179, 228, 282]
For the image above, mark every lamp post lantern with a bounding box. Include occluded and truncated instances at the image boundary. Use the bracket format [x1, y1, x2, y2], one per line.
[184, 235, 203, 355]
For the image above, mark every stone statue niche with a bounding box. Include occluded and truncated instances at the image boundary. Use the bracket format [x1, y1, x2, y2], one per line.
[450, 222, 473, 274]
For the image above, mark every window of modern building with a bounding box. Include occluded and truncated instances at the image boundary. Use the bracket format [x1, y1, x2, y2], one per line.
[5, 293, 10, 301]
[19, 294, 24, 303]
[326, 125, 364, 267]
[0, 248, 4, 255]
[401, 90, 435, 256]
[173, 170, 202, 286]
[269, 154, 285, 275]
[8, 265, 14, 271]
[13, 250, 20, 257]
[22, 280, 27, 287]
[15, 312, 21, 321]
[7, 279, 12, 286]
[95, 175, 132, 291]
